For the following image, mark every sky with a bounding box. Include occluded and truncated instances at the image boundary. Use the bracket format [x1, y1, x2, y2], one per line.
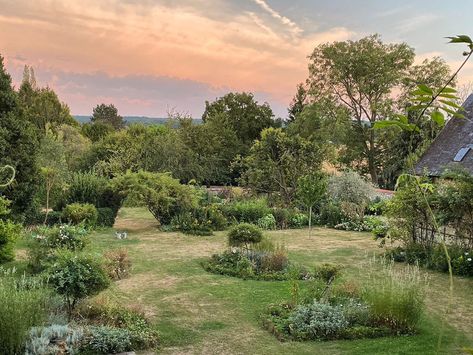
[1, 0, 473, 118]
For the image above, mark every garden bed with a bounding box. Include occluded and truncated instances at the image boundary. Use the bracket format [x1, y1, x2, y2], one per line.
[202, 249, 315, 281]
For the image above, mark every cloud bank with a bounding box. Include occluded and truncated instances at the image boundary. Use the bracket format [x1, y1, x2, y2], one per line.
[0, 0, 354, 117]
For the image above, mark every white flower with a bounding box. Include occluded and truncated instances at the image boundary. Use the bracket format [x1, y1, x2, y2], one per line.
[468, 258, 472, 262]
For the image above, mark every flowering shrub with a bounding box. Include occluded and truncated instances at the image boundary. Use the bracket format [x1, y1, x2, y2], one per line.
[451, 250, 473, 276]
[28, 225, 89, 272]
[388, 243, 473, 277]
[334, 220, 370, 232]
[257, 214, 277, 230]
[202, 249, 309, 281]
[104, 248, 132, 280]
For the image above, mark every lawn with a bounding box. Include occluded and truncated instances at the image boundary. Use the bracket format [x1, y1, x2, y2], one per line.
[27, 207, 473, 354]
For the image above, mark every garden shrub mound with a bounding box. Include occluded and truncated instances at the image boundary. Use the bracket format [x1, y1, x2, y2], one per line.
[202, 249, 312, 281]
[261, 258, 426, 342]
[387, 243, 473, 277]
[203, 224, 315, 280]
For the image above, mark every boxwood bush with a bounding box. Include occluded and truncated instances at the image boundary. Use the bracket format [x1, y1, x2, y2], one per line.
[62, 203, 98, 227]
[223, 198, 271, 224]
[228, 223, 263, 249]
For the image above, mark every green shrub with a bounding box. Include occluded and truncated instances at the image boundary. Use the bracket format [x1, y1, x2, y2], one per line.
[0, 271, 50, 355]
[257, 214, 277, 230]
[33, 211, 63, 226]
[328, 171, 375, 219]
[0, 196, 11, 217]
[319, 202, 345, 227]
[204, 204, 228, 230]
[223, 198, 271, 224]
[404, 243, 431, 265]
[97, 207, 115, 227]
[340, 298, 370, 326]
[61, 172, 122, 225]
[203, 249, 309, 281]
[429, 244, 473, 276]
[0, 220, 21, 263]
[170, 212, 213, 236]
[361, 260, 425, 333]
[228, 223, 263, 249]
[48, 252, 110, 316]
[287, 301, 348, 340]
[28, 225, 89, 272]
[83, 326, 132, 354]
[78, 298, 159, 350]
[290, 213, 309, 228]
[272, 208, 293, 229]
[314, 263, 341, 284]
[260, 248, 288, 272]
[26, 324, 84, 355]
[62, 203, 98, 226]
[366, 197, 387, 216]
[451, 250, 473, 276]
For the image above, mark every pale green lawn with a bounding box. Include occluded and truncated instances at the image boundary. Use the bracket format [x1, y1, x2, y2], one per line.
[30, 208, 473, 354]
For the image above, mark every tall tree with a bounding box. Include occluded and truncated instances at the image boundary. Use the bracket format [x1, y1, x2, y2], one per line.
[296, 172, 327, 235]
[202, 92, 275, 148]
[307, 34, 415, 184]
[18, 66, 77, 132]
[287, 83, 308, 122]
[37, 132, 68, 223]
[91, 103, 125, 130]
[238, 127, 325, 206]
[0, 56, 40, 218]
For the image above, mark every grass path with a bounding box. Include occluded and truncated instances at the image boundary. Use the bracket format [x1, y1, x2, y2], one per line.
[84, 208, 473, 354]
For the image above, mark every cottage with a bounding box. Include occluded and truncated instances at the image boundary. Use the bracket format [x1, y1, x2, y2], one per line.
[415, 94, 473, 177]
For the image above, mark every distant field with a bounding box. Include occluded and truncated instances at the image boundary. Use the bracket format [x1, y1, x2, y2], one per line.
[74, 115, 203, 126]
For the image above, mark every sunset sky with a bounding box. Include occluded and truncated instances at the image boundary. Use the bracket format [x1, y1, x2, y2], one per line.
[2, 0, 473, 118]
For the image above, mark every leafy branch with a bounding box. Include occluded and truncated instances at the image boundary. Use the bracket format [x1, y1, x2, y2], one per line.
[375, 35, 473, 130]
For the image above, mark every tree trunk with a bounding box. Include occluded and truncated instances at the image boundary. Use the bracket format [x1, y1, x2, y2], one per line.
[43, 182, 50, 225]
[367, 132, 378, 184]
[309, 205, 312, 238]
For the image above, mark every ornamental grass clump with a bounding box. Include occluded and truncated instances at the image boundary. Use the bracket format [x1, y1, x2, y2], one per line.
[0, 269, 50, 355]
[361, 258, 426, 334]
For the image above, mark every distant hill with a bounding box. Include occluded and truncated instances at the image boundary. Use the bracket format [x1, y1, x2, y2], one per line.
[74, 115, 203, 126]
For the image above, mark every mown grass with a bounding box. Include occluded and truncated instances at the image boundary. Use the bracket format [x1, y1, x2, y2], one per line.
[14, 207, 473, 354]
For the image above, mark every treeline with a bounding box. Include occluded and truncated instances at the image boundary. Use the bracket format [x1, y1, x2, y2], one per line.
[0, 34, 455, 221]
